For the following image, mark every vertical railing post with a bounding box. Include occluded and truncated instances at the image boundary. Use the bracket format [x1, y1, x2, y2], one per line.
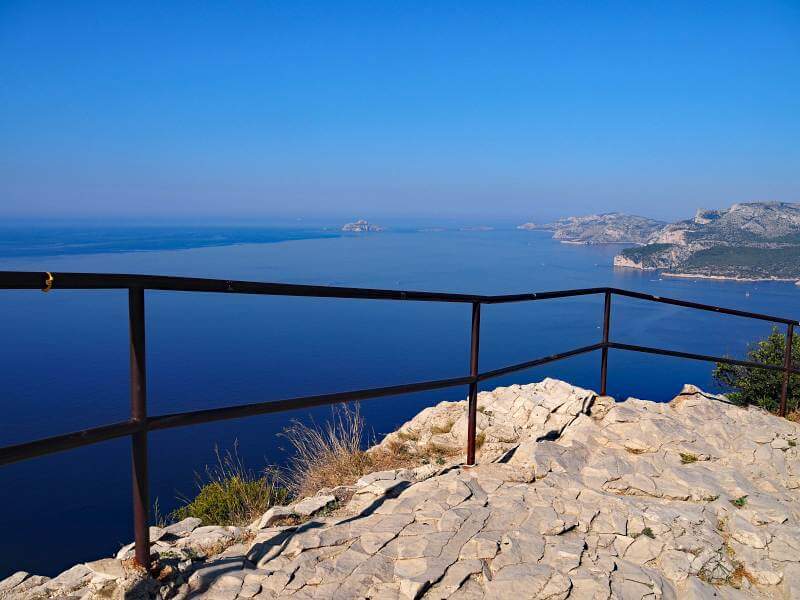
[466, 302, 481, 465]
[129, 288, 150, 572]
[780, 322, 794, 417]
[600, 291, 611, 396]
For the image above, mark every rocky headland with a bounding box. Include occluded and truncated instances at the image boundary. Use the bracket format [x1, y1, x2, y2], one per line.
[518, 203, 800, 282]
[518, 214, 666, 245]
[4, 378, 800, 599]
[614, 202, 800, 282]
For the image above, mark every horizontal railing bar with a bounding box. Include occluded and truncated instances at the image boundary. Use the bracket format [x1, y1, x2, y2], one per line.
[1, 272, 797, 325]
[148, 375, 475, 431]
[0, 271, 483, 303]
[609, 288, 799, 325]
[481, 288, 607, 304]
[477, 343, 605, 381]
[0, 341, 604, 465]
[0, 420, 141, 466]
[0, 273, 605, 305]
[608, 342, 800, 375]
[0, 376, 475, 464]
[2, 340, 796, 466]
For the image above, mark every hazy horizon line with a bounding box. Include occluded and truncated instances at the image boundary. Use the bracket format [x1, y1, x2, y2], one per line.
[4, 200, 797, 227]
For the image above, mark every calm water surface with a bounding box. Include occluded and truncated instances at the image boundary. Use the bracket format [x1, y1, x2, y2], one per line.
[1, 228, 797, 576]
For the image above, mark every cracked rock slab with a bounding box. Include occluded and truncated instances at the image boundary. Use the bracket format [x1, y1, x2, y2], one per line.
[7, 379, 800, 599]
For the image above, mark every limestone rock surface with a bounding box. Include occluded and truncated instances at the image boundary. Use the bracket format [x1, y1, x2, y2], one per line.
[4, 378, 800, 599]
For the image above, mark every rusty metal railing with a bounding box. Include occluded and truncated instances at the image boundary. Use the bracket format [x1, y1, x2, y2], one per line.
[0, 270, 798, 570]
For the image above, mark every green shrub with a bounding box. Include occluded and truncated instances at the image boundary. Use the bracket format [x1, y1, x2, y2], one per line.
[680, 452, 698, 464]
[713, 327, 800, 415]
[172, 444, 289, 526]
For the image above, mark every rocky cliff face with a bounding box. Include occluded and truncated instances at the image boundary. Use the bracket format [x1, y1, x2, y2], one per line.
[5, 378, 800, 599]
[518, 214, 666, 245]
[616, 202, 800, 280]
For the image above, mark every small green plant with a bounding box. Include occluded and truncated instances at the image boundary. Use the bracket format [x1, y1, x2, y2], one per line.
[731, 495, 748, 509]
[680, 452, 698, 464]
[172, 443, 289, 526]
[182, 548, 202, 561]
[636, 527, 655, 539]
[316, 500, 341, 518]
[435, 455, 445, 465]
[789, 439, 797, 447]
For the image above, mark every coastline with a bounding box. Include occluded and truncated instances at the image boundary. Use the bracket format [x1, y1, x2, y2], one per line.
[559, 239, 642, 246]
[661, 271, 800, 284]
[614, 263, 800, 285]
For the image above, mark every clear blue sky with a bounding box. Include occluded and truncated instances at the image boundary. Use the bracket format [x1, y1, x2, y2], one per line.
[1, 1, 798, 222]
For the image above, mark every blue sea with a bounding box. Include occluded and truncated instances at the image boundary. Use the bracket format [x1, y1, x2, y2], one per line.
[1, 224, 797, 577]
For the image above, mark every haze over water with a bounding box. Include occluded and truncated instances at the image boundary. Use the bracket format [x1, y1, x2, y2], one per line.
[1, 226, 798, 576]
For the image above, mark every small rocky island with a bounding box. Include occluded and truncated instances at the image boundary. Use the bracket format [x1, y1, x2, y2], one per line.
[6, 378, 800, 599]
[341, 219, 384, 232]
[615, 202, 800, 281]
[518, 213, 666, 245]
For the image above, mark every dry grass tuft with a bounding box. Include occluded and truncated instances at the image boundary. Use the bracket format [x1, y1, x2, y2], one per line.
[730, 563, 757, 587]
[397, 430, 420, 442]
[282, 404, 424, 499]
[430, 419, 456, 435]
[282, 404, 371, 499]
[282, 404, 467, 499]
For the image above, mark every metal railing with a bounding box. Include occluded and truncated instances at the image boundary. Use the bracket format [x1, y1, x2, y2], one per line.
[0, 270, 798, 571]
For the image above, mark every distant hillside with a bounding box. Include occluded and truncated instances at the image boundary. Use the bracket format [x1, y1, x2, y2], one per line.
[518, 213, 666, 244]
[615, 202, 800, 281]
